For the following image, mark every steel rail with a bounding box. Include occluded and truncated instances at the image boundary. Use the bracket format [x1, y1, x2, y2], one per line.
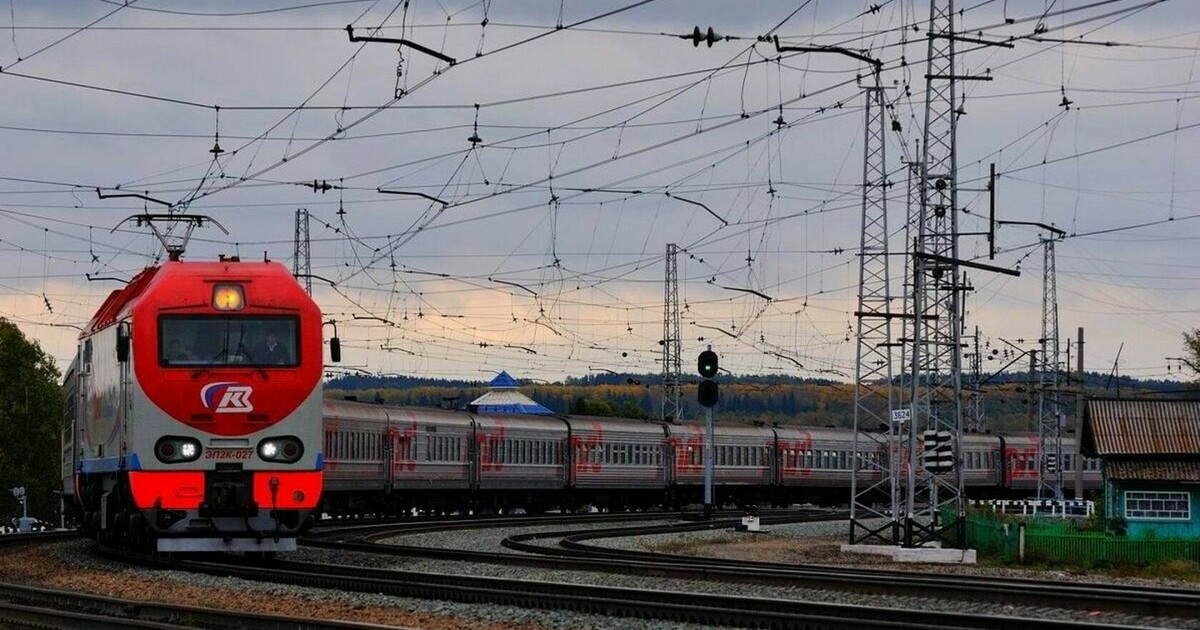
[104, 543, 1146, 630]
[547, 521, 1200, 620]
[0, 580, 398, 630]
[310, 514, 1200, 622]
[305, 507, 819, 541]
[0, 533, 396, 629]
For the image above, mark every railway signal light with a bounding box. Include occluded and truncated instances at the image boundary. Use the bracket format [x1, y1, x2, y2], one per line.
[697, 349, 719, 408]
[697, 350, 718, 379]
[698, 380, 718, 408]
[922, 430, 954, 473]
[1045, 453, 1057, 473]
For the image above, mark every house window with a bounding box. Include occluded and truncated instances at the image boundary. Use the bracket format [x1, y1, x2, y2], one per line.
[1125, 491, 1191, 520]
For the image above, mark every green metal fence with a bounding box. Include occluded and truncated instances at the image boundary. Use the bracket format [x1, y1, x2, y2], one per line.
[961, 513, 1200, 566]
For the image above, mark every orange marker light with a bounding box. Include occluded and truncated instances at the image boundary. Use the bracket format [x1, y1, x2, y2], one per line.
[212, 284, 245, 310]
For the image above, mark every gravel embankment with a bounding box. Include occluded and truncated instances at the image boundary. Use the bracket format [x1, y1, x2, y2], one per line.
[6, 519, 1196, 630]
[17, 538, 737, 630]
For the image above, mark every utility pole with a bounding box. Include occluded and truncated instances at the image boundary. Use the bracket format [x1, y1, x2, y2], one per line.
[1074, 327, 1084, 498]
[772, 27, 900, 548]
[905, 0, 1013, 548]
[662, 243, 683, 423]
[907, 0, 968, 548]
[1037, 235, 1064, 500]
[964, 324, 984, 433]
[1027, 349, 1038, 429]
[294, 208, 312, 295]
[850, 66, 901, 546]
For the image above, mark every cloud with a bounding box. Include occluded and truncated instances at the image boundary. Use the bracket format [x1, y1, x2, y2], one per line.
[1, 1, 1197, 383]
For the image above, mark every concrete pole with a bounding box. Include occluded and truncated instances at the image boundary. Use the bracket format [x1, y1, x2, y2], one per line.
[704, 407, 714, 516]
[1027, 350, 1038, 430]
[1075, 327, 1084, 498]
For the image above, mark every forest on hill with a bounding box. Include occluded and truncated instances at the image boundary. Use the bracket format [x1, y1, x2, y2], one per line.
[326, 370, 1196, 434]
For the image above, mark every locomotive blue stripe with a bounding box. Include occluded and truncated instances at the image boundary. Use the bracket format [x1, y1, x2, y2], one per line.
[79, 454, 141, 474]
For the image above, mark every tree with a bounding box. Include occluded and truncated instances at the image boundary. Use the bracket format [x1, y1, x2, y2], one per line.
[0, 318, 62, 523]
[1184, 329, 1200, 380]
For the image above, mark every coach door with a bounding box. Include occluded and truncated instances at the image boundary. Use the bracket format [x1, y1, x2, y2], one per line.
[382, 410, 395, 494]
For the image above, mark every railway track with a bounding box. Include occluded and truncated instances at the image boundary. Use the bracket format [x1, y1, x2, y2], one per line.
[64, 512, 1163, 629]
[105, 544, 1139, 630]
[302, 513, 1200, 625]
[0, 531, 393, 629]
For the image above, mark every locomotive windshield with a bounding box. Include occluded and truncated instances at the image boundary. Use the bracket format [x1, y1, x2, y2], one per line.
[159, 315, 299, 367]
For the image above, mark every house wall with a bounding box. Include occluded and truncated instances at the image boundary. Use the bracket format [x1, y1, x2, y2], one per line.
[1108, 479, 1200, 539]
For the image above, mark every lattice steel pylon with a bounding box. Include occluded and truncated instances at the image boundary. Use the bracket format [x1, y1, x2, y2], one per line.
[905, 0, 967, 548]
[661, 243, 682, 423]
[1037, 237, 1064, 499]
[850, 69, 901, 545]
[294, 208, 312, 295]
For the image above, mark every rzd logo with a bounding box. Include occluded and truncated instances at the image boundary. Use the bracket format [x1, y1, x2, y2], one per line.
[200, 382, 254, 414]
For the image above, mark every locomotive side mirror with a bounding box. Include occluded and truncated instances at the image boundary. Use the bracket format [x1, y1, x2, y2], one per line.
[330, 336, 341, 363]
[116, 322, 131, 363]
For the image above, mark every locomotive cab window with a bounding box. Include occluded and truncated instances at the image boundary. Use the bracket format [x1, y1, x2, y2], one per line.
[159, 315, 299, 367]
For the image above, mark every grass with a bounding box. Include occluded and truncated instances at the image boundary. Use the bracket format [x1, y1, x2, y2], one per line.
[644, 532, 775, 555]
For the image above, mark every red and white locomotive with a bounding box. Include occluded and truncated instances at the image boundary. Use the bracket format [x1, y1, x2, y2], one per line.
[62, 257, 326, 552]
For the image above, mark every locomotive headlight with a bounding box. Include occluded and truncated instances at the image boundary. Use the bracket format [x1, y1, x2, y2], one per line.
[156, 437, 202, 463]
[258, 436, 303, 463]
[212, 284, 245, 311]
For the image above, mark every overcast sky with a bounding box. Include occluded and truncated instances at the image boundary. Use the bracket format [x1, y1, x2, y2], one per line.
[2, 0, 1198, 390]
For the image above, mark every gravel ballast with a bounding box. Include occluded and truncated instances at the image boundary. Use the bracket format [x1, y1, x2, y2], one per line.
[4, 519, 1196, 629]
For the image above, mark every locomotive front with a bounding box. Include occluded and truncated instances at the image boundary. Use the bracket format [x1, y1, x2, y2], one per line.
[74, 259, 325, 552]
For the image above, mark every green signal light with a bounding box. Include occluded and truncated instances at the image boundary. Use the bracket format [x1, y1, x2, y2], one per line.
[697, 349, 718, 378]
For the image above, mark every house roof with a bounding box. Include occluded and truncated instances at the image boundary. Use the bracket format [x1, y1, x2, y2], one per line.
[469, 389, 553, 415]
[1107, 460, 1200, 482]
[487, 371, 521, 389]
[1080, 399, 1200, 457]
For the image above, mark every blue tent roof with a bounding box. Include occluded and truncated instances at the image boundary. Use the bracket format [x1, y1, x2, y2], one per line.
[488, 371, 521, 389]
[471, 372, 553, 414]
